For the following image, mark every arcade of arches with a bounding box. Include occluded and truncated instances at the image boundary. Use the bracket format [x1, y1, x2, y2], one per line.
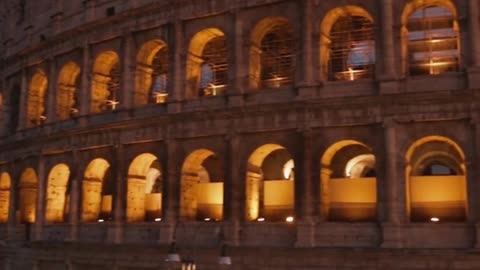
[11, 1, 462, 129]
[0, 136, 468, 225]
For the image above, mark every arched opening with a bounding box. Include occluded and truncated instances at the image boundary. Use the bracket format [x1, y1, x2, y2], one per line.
[186, 28, 228, 97]
[320, 6, 375, 81]
[402, 1, 460, 75]
[135, 40, 169, 105]
[320, 140, 377, 222]
[82, 158, 114, 222]
[0, 173, 11, 223]
[57, 62, 81, 120]
[127, 153, 163, 222]
[18, 168, 38, 224]
[91, 51, 120, 113]
[406, 136, 466, 222]
[180, 149, 224, 221]
[27, 70, 48, 127]
[250, 17, 295, 89]
[45, 164, 71, 223]
[246, 144, 295, 222]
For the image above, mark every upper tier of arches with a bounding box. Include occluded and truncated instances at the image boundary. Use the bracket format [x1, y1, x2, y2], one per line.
[0, 0, 468, 131]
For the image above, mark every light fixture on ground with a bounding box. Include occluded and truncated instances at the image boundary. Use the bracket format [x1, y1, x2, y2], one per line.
[166, 242, 181, 263]
[165, 242, 233, 267]
[430, 217, 440, 222]
[218, 244, 232, 265]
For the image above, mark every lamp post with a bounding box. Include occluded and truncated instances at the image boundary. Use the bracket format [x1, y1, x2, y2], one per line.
[165, 223, 232, 269]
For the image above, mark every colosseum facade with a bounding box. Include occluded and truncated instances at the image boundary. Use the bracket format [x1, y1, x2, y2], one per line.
[1, 0, 480, 269]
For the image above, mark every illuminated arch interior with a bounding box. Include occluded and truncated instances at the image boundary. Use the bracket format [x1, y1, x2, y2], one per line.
[0, 172, 11, 223]
[57, 62, 81, 120]
[250, 17, 294, 89]
[91, 51, 120, 113]
[402, 0, 459, 75]
[135, 40, 169, 105]
[27, 70, 48, 127]
[186, 28, 227, 98]
[320, 140, 377, 222]
[246, 144, 294, 222]
[180, 149, 224, 221]
[127, 153, 163, 222]
[82, 158, 113, 222]
[45, 164, 70, 223]
[320, 6, 374, 81]
[406, 136, 466, 222]
[18, 168, 38, 223]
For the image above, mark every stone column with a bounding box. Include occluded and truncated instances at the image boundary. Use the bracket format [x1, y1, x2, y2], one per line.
[112, 144, 126, 244]
[120, 32, 134, 110]
[168, 21, 184, 113]
[379, 0, 399, 94]
[224, 133, 241, 245]
[467, 0, 480, 89]
[381, 118, 406, 248]
[471, 118, 480, 247]
[297, 0, 316, 98]
[228, 11, 245, 106]
[295, 128, 315, 247]
[80, 42, 91, 118]
[469, 0, 480, 67]
[34, 157, 46, 241]
[69, 150, 80, 241]
[45, 58, 57, 123]
[18, 68, 28, 130]
[164, 139, 179, 243]
[381, 0, 396, 78]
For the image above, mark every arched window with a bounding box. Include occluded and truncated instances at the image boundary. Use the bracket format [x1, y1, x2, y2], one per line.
[150, 48, 169, 103]
[407, 136, 466, 222]
[180, 149, 224, 221]
[328, 16, 375, 81]
[127, 153, 163, 222]
[186, 29, 228, 98]
[260, 23, 294, 88]
[0, 173, 11, 223]
[27, 70, 48, 127]
[321, 141, 377, 222]
[406, 6, 459, 75]
[18, 168, 38, 224]
[82, 158, 113, 222]
[246, 144, 295, 222]
[45, 164, 70, 223]
[57, 62, 81, 120]
[91, 51, 120, 113]
[135, 40, 169, 105]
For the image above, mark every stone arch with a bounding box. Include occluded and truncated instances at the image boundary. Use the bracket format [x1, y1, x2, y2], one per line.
[0, 172, 11, 223]
[180, 149, 224, 221]
[18, 168, 38, 223]
[135, 39, 169, 105]
[320, 140, 377, 222]
[319, 6, 374, 81]
[245, 144, 295, 221]
[45, 164, 71, 223]
[27, 69, 48, 127]
[82, 158, 112, 222]
[126, 153, 163, 222]
[57, 62, 81, 120]
[405, 136, 466, 222]
[401, 0, 459, 75]
[249, 17, 295, 90]
[186, 28, 228, 98]
[91, 51, 120, 113]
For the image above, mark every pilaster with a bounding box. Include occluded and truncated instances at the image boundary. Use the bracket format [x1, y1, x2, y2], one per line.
[120, 32, 134, 110]
[45, 58, 57, 124]
[168, 21, 184, 113]
[224, 132, 241, 246]
[381, 118, 406, 248]
[34, 157, 46, 241]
